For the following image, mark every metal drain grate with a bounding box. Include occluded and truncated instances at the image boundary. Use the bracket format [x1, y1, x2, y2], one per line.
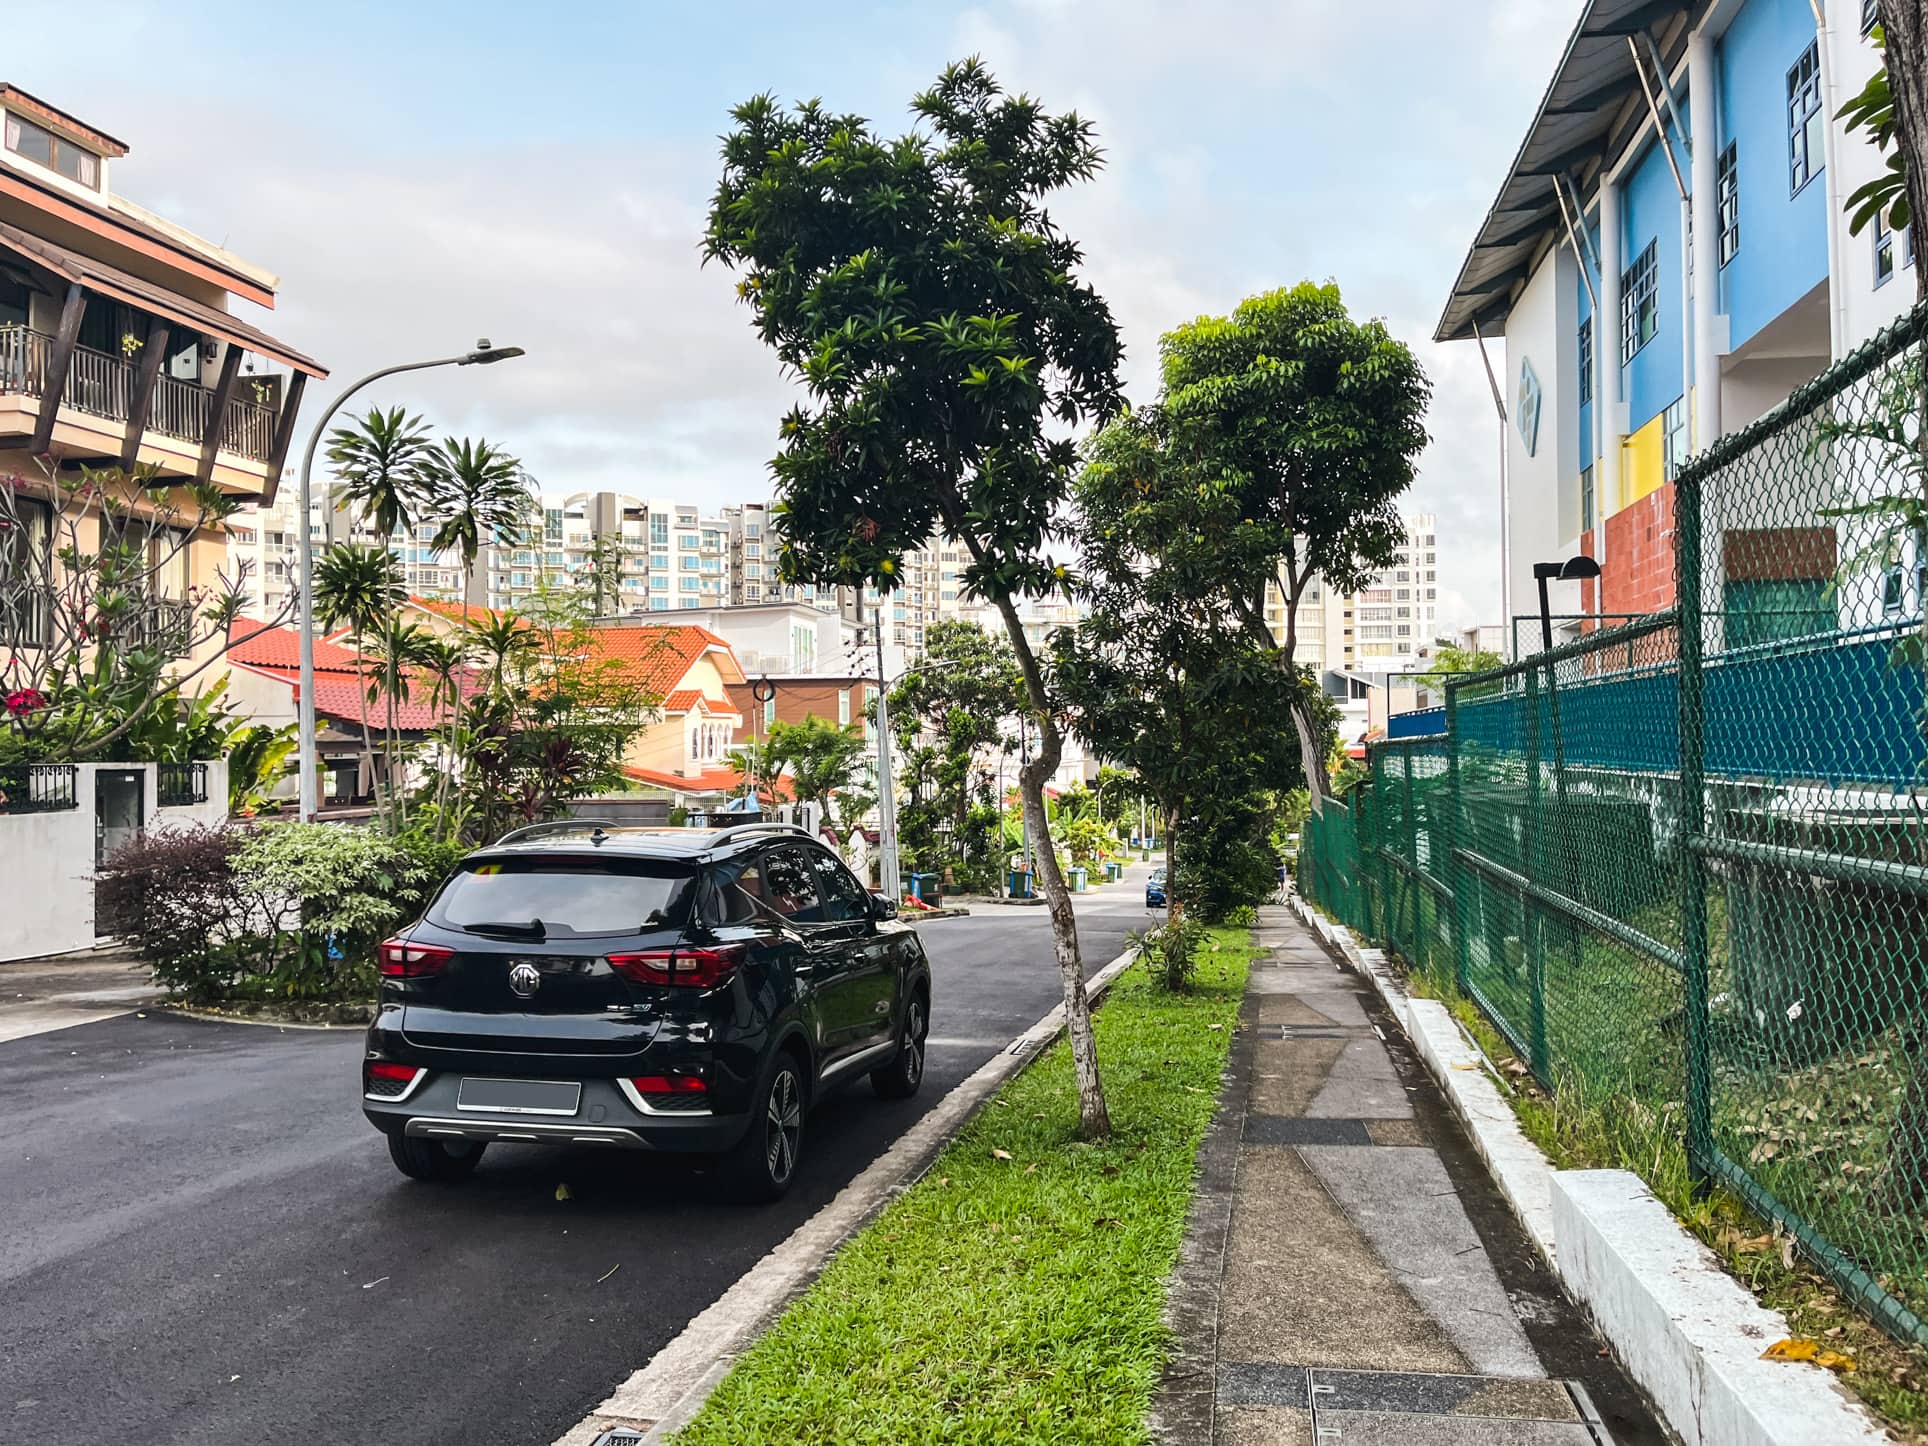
[590, 1431, 648, 1446]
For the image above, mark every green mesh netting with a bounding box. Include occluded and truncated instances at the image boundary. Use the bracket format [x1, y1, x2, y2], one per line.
[1298, 301, 1928, 1343]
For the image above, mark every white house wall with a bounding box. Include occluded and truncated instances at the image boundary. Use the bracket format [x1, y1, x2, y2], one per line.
[1504, 241, 1583, 630]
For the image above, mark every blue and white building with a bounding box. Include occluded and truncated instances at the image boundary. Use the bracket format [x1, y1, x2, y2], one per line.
[1438, 0, 1911, 643]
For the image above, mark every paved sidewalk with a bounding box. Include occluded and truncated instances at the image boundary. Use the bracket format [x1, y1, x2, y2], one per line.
[1156, 904, 1667, 1445]
[0, 946, 161, 1043]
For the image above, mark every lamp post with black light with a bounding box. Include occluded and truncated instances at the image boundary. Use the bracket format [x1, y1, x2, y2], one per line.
[295, 341, 525, 821]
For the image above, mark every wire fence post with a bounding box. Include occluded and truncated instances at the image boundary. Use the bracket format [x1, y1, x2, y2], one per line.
[1447, 681, 1471, 993]
[1523, 664, 1550, 1079]
[1676, 468, 1713, 1187]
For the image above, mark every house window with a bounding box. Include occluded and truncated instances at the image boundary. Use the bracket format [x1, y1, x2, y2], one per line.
[1717, 143, 1740, 265]
[1581, 466, 1596, 531]
[1864, 0, 1880, 34]
[680, 576, 699, 593]
[649, 515, 669, 547]
[1788, 42, 1824, 194]
[1663, 397, 1688, 481]
[0, 494, 51, 646]
[764, 696, 776, 727]
[678, 534, 698, 550]
[838, 688, 851, 726]
[1620, 241, 1659, 362]
[1578, 318, 1594, 404]
[1724, 577, 1831, 648]
[1876, 213, 1897, 287]
[3, 113, 101, 188]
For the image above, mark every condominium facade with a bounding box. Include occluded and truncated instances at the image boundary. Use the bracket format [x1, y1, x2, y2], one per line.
[1438, 0, 1910, 646]
[1264, 512, 1441, 673]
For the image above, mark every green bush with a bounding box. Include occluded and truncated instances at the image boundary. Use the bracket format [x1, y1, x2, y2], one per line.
[1139, 916, 1211, 991]
[101, 821, 458, 1006]
[1176, 810, 1280, 923]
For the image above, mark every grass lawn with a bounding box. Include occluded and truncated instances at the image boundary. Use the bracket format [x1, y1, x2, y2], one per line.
[675, 926, 1254, 1446]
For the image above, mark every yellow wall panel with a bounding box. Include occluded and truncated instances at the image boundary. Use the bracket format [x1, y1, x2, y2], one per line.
[1620, 413, 1666, 511]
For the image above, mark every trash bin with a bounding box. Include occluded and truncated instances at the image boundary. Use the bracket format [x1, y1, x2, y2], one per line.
[904, 872, 939, 903]
[1104, 861, 1123, 882]
[1007, 868, 1033, 900]
[1068, 866, 1088, 892]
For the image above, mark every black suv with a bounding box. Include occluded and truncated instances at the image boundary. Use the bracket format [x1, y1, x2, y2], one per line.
[361, 821, 931, 1200]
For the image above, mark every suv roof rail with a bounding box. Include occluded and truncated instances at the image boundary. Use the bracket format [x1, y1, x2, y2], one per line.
[493, 818, 625, 846]
[712, 822, 814, 842]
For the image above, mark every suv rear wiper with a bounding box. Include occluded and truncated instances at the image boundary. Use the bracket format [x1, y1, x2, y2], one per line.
[466, 918, 547, 941]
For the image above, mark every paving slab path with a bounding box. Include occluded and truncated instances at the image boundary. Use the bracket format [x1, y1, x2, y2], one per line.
[1156, 904, 1670, 1446]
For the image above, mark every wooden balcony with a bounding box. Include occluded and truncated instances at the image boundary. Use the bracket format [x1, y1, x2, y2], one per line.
[0, 323, 284, 479]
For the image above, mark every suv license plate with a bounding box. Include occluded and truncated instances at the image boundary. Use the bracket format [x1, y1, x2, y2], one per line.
[456, 1077, 582, 1116]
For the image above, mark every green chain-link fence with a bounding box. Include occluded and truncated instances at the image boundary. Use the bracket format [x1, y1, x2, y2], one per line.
[1299, 301, 1928, 1344]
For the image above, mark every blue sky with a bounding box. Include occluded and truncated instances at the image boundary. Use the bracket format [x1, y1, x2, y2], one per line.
[11, 0, 1578, 630]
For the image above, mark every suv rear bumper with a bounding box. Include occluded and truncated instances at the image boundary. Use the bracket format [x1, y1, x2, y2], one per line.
[362, 1071, 750, 1153]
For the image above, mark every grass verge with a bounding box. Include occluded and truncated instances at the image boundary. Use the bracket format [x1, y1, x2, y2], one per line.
[675, 925, 1254, 1445]
[1395, 958, 1928, 1439]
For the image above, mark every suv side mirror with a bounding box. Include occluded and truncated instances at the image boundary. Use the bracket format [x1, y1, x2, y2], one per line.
[870, 892, 898, 920]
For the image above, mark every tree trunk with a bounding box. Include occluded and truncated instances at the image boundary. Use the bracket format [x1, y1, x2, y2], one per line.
[986, 592, 1110, 1140]
[1163, 790, 1181, 925]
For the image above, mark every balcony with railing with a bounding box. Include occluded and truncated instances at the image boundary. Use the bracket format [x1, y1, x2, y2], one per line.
[0, 323, 279, 464]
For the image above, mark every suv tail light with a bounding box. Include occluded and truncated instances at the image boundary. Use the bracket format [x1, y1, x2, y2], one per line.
[378, 937, 454, 978]
[629, 1073, 707, 1096]
[605, 944, 746, 989]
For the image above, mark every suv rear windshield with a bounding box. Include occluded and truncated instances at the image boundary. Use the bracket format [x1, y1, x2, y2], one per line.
[427, 856, 696, 939]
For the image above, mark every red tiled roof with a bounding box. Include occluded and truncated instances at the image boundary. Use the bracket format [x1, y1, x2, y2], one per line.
[225, 616, 476, 730]
[659, 688, 742, 719]
[226, 618, 361, 673]
[406, 595, 517, 627]
[621, 764, 795, 800]
[583, 625, 746, 694]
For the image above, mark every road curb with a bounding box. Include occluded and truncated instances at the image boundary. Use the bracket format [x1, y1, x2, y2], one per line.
[1289, 891, 1888, 1446]
[554, 943, 1144, 1446]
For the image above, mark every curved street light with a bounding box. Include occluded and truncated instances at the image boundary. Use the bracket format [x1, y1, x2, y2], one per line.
[296, 340, 526, 820]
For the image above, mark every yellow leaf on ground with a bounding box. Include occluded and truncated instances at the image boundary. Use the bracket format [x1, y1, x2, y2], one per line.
[991, 1148, 1013, 1161]
[1762, 1338, 1856, 1373]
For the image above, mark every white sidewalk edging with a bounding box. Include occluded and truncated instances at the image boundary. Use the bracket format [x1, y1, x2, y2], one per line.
[1553, 1170, 1888, 1446]
[555, 943, 1144, 1446]
[1290, 890, 1890, 1446]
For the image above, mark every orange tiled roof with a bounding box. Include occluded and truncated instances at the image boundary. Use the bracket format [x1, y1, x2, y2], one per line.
[583, 625, 746, 694]
[621, 764, 795, 800]
[406, 595, 517, 627]
[226, 618, 361, 673]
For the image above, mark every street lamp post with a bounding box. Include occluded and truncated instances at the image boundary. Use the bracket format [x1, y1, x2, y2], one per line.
[295, 341, 525, 821]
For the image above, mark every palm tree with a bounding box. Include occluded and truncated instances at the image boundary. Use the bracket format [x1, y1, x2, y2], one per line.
[364, 618, 435, 829]
[326, 407, 437, 542]
[468, 610, 537, 698]
[420, 437, 532, 780]
[313, 543, 405, 819]
[417, 632, 474, 827]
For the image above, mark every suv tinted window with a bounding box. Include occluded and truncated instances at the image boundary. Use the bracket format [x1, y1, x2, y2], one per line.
[807, 848, 868, 923]
[428, 856, 695, 938]
[707, 855, 765, 925]
[760, 847, 822, 922]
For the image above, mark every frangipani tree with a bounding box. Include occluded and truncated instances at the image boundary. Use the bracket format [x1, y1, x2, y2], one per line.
[705, 59, 1125, 1136]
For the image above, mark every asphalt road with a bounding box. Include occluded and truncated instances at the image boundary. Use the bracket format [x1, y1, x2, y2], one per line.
[0, 874, 1159, 1446]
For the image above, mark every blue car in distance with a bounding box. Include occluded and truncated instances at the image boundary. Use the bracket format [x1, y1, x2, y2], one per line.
[1145, 867, 1168, 908]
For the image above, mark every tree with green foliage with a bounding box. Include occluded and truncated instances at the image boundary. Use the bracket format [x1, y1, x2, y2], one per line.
[458, 591, 659, 845]
[326, 407, 437, 541]
[888, 620, 1024, 891]
[0, 465, 293, 764]
[1159, 284, 1429, 814]
[1840, 10, 1928, 307]
[766, 714, 867, 824]
[1417, 643, 1504, 703]
[312, 542, 405, 812]
[704, 59, 1125, 1135]
[1062, 406, 1321, 925]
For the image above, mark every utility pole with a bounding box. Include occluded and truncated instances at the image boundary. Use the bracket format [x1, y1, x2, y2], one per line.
[872, 603, 901, 900]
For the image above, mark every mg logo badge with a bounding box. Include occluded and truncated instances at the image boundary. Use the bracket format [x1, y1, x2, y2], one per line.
[509, 962, 541, 998]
